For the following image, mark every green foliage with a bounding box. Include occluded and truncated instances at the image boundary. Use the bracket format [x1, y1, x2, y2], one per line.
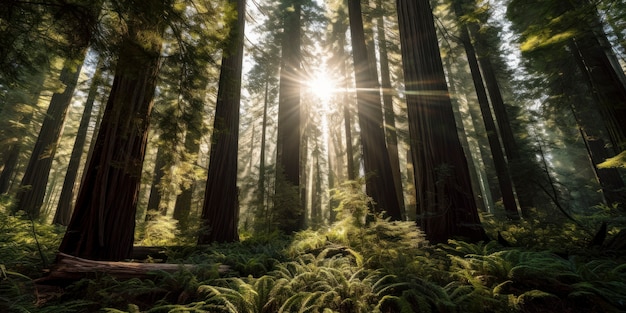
[0, 198, 63, 274]
[598, 151, 626, 169]
[5, 184, 626, 312]
[136, 213, 181, 246]
[0, 264, 36, 313]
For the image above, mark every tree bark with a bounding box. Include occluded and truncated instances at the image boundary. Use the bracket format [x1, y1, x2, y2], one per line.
[0, 69, 46, 194]
[375, 0, 405, 216]
[454, 2, 520, 220]
[276, 0, 302, 190]
[172, 110, 203, 230]
[397, 0, 487, 243]
[145, 145, 167, 219]
[36, 252, 228, 285]
[198, 0, 246, 244]
[59, 13, 164, 261]
[16, 54, 86, 218]
[54, 57, 104, 225]
[348, 0, 402, 220]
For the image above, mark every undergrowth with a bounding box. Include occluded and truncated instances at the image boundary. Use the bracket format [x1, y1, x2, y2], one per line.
[2, 188, 626, 312]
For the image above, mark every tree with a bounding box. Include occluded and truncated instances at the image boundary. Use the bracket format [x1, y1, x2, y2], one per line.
[59, 2, 167, 260]
[507, 0, 626, 209]
[396, 0, 487, 243]
[347, 0, 402, 220]
[0, 69, 46, 195]
[275, 0, 304, 232]
[15, 53, 87, 218]
[508, 0, 626, 152]
[374, 0, 405, 215]
[198, 0, 246, 244]
[453, 0, 520, 220]
[54, 57, 104, 225]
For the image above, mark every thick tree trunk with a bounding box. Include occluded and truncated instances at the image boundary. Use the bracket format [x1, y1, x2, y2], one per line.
[59, 16, 164, 261]
[54, 58, 104, 225]
[397, 0, 487, 243]
[348, 0, 402, 220]
[198, 0, 245, 244]
[16, 54, 86, 218]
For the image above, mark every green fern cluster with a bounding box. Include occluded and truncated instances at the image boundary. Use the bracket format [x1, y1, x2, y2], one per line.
[442, 240, 626, 312]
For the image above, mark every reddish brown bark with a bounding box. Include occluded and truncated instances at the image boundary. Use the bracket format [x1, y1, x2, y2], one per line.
[348, 0, 402, 220]
[198, 0, 245, 244]
[397, 0, 487, 243]
[59, 17, 164, 261]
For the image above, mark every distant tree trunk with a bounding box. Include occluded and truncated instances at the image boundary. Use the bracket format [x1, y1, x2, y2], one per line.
[348, 0, 402, 220]
[443, 55, 491, 213]
[172, 122, 202, 230]
[275, 0, 303, 232]
[0, 69, 46, 194]
[375, 0, 405, 216]
[197, 0, 245, 244]
[54, 57, 103, 225]
[335, 15, 356, 181]
[59, 12, 165, 261]
[257, 78, 270, 223]
[567, 3, 626, 152]
[397, 0, 487, 243]
[473, 37, 535, 216]
[145, 145, 167, 220]
[15, 53, 86, 218]
[454, 2, 520, 220]
[580, 128, 626, 206]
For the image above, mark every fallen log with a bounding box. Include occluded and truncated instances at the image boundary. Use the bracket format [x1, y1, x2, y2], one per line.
[35, 252, 229, 285]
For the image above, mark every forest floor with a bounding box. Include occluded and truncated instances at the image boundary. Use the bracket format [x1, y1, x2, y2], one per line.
[2, 208, 626, 312]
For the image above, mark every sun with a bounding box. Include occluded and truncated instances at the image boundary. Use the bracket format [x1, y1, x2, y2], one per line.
[306, 71, 338, 101]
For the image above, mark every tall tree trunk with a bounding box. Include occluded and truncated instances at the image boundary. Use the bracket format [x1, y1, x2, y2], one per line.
[275, 0, 303, 232]
[397, 0, 487, 243]
[331, 6, 356, 181]
[54, 57, 104, 225]
[348, 0, 402, 220]
[16, 53, 86, 218]
[472, 37, 535, 215]
[443, 55, 492, 213]
[59, 12, 165, 261]
[257, 78, 270, 227]
[375, 0, 405, 216]
[276, 0, 302, 190]
[454, 2, 520, 220]
[197, 0, 245, 244]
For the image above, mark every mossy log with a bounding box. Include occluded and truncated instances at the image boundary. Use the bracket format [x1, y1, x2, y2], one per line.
[35, 252, 228, 285]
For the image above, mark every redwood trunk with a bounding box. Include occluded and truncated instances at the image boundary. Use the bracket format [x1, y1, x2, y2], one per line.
[59, 19, 164, 261]
[198, 0, 245, 244]
[16, 55, 85, 218]
[376, 0, 405, 215]
[276, 0, 302, 189]
[454, 2, 520, 220]
[54, 58, 103, 225]
[348, 0, 402, 220]
[397, 0, 486, 243]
